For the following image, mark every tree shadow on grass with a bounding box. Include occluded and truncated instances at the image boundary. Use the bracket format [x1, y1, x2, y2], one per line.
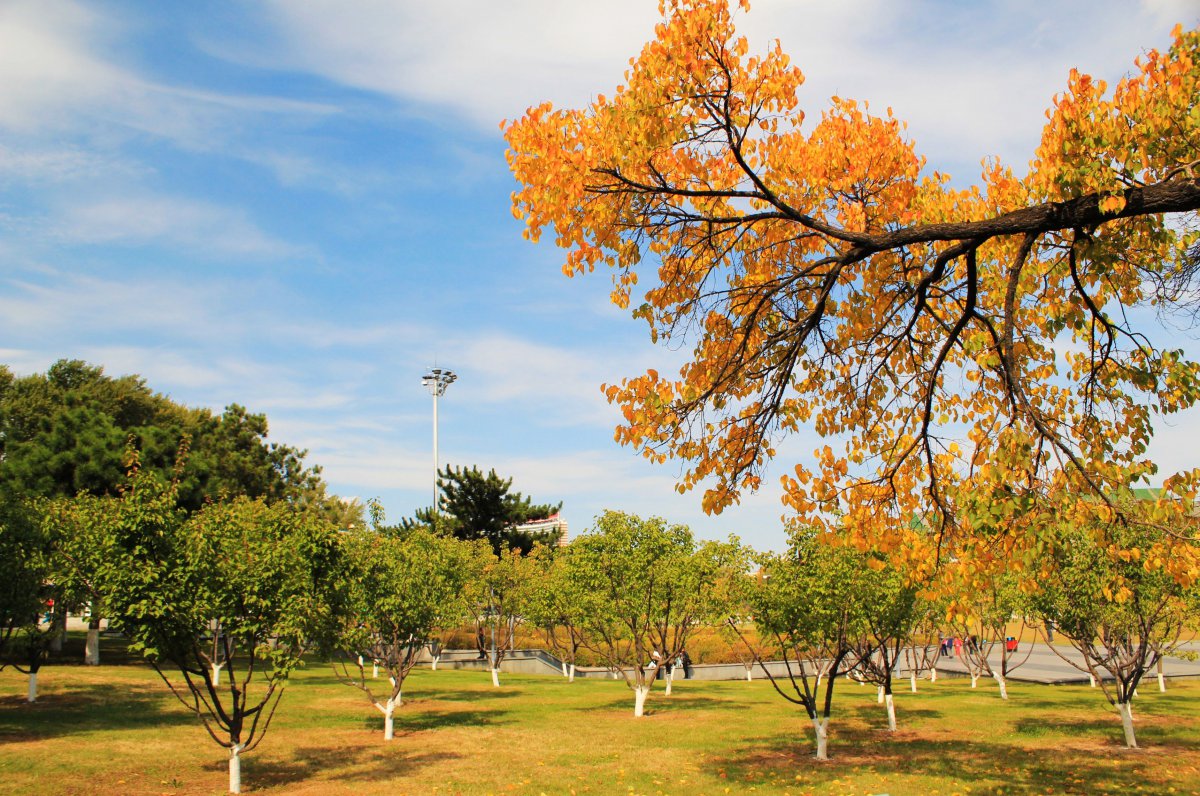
[0, 681, 190, 743]
[705, 723, 1193, 794]
[396, 707, 509, 733]
[232, 744, 462, 789]
[581, 694, 752, 714]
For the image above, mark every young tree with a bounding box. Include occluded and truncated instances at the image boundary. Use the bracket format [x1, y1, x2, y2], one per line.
[325, 527, 475, 740]
[943, 565, 1036, 698]
[0, 492, 59, 702]
[564, 511, 740, 717]
[524, 546, 587, 681]
[465, 547, 533, 687]
[1033, 496, 1197, 748]
[732, 531, 862, 760]
[505, 0, 1200, 561]
[92, 459, 340, 793]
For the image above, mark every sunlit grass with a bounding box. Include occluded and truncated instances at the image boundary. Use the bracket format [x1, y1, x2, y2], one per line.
[1, 642, 1198, 795]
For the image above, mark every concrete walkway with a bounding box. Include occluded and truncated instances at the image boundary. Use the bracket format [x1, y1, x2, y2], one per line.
[431, 642, 1200, 686]
[931, 640, 1200, 685]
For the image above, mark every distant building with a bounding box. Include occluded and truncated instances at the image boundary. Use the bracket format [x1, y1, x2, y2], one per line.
[514, 512, 570, 547]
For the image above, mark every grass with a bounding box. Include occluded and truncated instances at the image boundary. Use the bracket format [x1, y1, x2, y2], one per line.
[1, 640, 1198, 795]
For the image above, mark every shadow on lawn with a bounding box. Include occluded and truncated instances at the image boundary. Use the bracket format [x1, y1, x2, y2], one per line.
[582, 694, 752, 715]
[237, 744, 461, 788]
[0, 681, 189, 742]
[706, 722, 1190, 793]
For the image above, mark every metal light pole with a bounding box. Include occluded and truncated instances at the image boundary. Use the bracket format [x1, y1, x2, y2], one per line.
[421, 367, 457, 526]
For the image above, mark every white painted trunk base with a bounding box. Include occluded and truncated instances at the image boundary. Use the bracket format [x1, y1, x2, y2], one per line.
[876, 686, 884, 704]
[27, 671, 37, 703]
[633, 684, 650, 717]
[994, 673, 1008, 700]
[229, 744, 243, 794]
[664, 671, 673, 696]
[970, 674, 979, 688]
[377, 698, 396, 741]
[85, 628, 100, 666]
[930, 667, 938, 684]
[561, 662, 569, 677]
[1159, 672, 1166, 692]
[811, 716, 829, 760]
[431, 655, 440, 671]
[1088, 674, 1097, 687]
[373, 662, 379, 678]
[213, 663, 223, 687]
[910, 673, 917, 693]
[490, 668, 501, 688]
[746, 668, 753, 682]
[568, 664, 576, 683]
[885, 693, 897, 732]
[1118, 702, 1138, 748]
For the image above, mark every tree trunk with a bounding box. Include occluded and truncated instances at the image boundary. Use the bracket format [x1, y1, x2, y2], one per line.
[85, 627, 100, 666]
[1157, 658, 1166, 692]
[229, 744, 243, 794]
[561, 661, 569, 677]
[633, 684, 650, 717]
[970, 673, 979, 688]
[27, 670, 37, 703]
[884, 693, 897, 732]
[431, 653, 439, 671]
[745, 665, 753, 682]
[877, 685, 884, 704]
[994, 673, 1008, 700]
[490, 667, 501, 688]
[568, 664, 576, 683]
[213, 662, 223, 687]
[811, 716, 829, 760]
[1089, 673, 1097, 688]
[373, 661, 379, 678]
[910, 672, 917, 693]
[664, 670, 673, 696]
[930, 666, 937, 684]
[378, 698, 396, 741]
[1118, 701, 1138, 748]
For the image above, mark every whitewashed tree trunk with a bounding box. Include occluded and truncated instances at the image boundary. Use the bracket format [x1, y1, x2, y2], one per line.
[745, 666, 753, 682]
[909, 672, 917, 693]
[373, 661, 379, 678]
[561, 661, 569, 677]
[228, 743, 243, 794]
[376, 698, 397, 741]
[1158, 672, 1166, 692]
[1118, 701, 1138, 748]
[85, 628, 100, 666]
[490, 667, 501, 687]
[431, 654, 440, 671]
[1089, 673, 1097, 688]
[877, 685, 884, 704]
[930, 667, 938, 684]
[568, 664, 576, 683]
[213, 662, 223, 686]
[811, 716, 829, 760]
[970, 673, 979, 688]
[993, 673, 1008, 700]
[633, 684, 650, 717]
[26, 671, 37, 703]
[884, 693, 897, 732]
[664, 670, 673, 696]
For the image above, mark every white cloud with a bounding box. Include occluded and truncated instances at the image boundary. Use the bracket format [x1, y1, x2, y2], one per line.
[54, 194, 306, 259]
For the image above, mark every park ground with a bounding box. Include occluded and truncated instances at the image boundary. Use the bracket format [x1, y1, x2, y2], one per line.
[1, 638, 1198, 795]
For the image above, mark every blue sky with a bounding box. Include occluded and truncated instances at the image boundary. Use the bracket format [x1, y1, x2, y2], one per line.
[2, 0, 1197, 551]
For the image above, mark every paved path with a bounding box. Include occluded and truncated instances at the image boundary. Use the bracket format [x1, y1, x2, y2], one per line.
[932, 640, 1200, 685]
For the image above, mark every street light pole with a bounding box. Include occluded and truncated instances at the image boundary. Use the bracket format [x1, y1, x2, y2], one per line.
[421, 367, 457, 528]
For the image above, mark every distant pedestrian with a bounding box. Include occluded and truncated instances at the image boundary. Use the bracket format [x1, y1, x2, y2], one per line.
[954, 637, 963, 658]
[682, 649, 694, 679]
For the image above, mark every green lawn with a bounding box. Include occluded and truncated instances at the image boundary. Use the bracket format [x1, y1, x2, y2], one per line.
[1, 645, 1198, 795]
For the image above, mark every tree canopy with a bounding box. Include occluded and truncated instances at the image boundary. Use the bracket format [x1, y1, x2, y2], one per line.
[0, 360, 354, 522]
[504, 0, 1200, 566]
[405, 465, 561, 555]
